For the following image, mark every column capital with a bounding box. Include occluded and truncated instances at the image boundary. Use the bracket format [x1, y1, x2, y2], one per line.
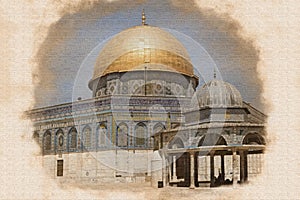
[232, 149, 237, 154]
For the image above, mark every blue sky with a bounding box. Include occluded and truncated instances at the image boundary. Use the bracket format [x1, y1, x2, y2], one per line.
[35, 0, 263, 111]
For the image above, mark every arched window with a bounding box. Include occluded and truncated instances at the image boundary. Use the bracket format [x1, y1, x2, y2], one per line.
[58, 135, 64, 147]
[68, 127, 77, 150]
[55, 129, 64, 152]
[198, 134, 227, 146]
[135, 123, 147, 147]
[153, 123, 165, 135]
[98, 124, 108, 147]
[117, 123, 128, 147]
[83, 125, 92, 149]
[242, 133, 265, 145]
[152, 123, 165, 148]
[168, 137, 184, 149]
[44, 131, 52, 151]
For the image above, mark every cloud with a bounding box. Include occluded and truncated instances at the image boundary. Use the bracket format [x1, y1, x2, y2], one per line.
[34, 0, 145, 107]
[0, 0, 145, 199]
[195, 0, 300, 199]
[1, 0, 299, 199]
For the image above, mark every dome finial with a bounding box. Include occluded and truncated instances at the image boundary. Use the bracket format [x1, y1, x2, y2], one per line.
[142, 9, 146, 25]
[213, 68, 217, 79]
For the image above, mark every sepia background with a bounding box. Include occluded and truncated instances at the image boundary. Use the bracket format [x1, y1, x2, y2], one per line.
[0, 0, 299, 199]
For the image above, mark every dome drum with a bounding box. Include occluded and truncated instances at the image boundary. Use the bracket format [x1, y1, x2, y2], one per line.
[91, 71, 198, 97]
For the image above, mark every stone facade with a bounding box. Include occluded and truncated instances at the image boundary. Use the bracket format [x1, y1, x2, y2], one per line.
[28, 22, 267, 188]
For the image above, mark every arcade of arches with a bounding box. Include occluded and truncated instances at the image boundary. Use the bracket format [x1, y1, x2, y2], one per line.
[28, 14, 267, 188]
[158, 133, 265, 188]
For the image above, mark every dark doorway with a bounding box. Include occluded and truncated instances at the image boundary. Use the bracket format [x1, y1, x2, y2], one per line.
[176, 152, 190, 187]
[57, 160, 63, 176]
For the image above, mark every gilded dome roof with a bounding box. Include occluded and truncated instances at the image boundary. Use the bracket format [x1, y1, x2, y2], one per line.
[195, 79, 243, 108]
[91, 25, 194, 81]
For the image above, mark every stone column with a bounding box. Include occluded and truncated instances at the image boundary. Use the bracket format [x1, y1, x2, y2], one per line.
[158, 134, 161, 149]
[166, 156, 170, 186]
[221, 154, 225, 183]
[244, 151, 248, 182]
[210, 152, 215, 187]
[189, 152, 195, 189]
[232, 150, 238, 187]
[239, 151, 245, 183]
[162, 151, 167, 187]
[172, 155, 177, 181]
[194, 152, 198, 187]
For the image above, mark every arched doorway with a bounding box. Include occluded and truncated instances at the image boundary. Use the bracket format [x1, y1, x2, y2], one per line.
[168, 137, 190, 187]
[242, 133, 265, 179]
[197, 134, 228, 187]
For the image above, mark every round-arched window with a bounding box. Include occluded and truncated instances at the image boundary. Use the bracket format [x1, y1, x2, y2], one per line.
[83, 126, 92, 149]
[58, 135, 64, 147]
[44, 131, 51, 151]
[135, 123, 147, 147]
[117, 123, 128, 147]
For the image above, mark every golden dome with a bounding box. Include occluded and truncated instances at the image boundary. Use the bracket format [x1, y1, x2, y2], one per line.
[91, 25, 194, 81]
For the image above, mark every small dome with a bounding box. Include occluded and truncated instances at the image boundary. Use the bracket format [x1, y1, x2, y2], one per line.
[195, 79, 243, 108]
[90, 25, 194, 85]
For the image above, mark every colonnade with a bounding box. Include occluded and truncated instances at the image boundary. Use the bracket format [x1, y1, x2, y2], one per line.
[161, 146, 264, 188]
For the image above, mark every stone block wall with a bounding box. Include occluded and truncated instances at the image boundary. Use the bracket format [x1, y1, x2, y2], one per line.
[43, 149, 154, 184]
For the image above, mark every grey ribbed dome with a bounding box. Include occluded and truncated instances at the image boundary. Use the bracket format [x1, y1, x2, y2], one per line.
[195, 79, 243, 108]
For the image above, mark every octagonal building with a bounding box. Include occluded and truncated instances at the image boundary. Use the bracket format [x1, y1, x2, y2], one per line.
[28, 12, 266, 188]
